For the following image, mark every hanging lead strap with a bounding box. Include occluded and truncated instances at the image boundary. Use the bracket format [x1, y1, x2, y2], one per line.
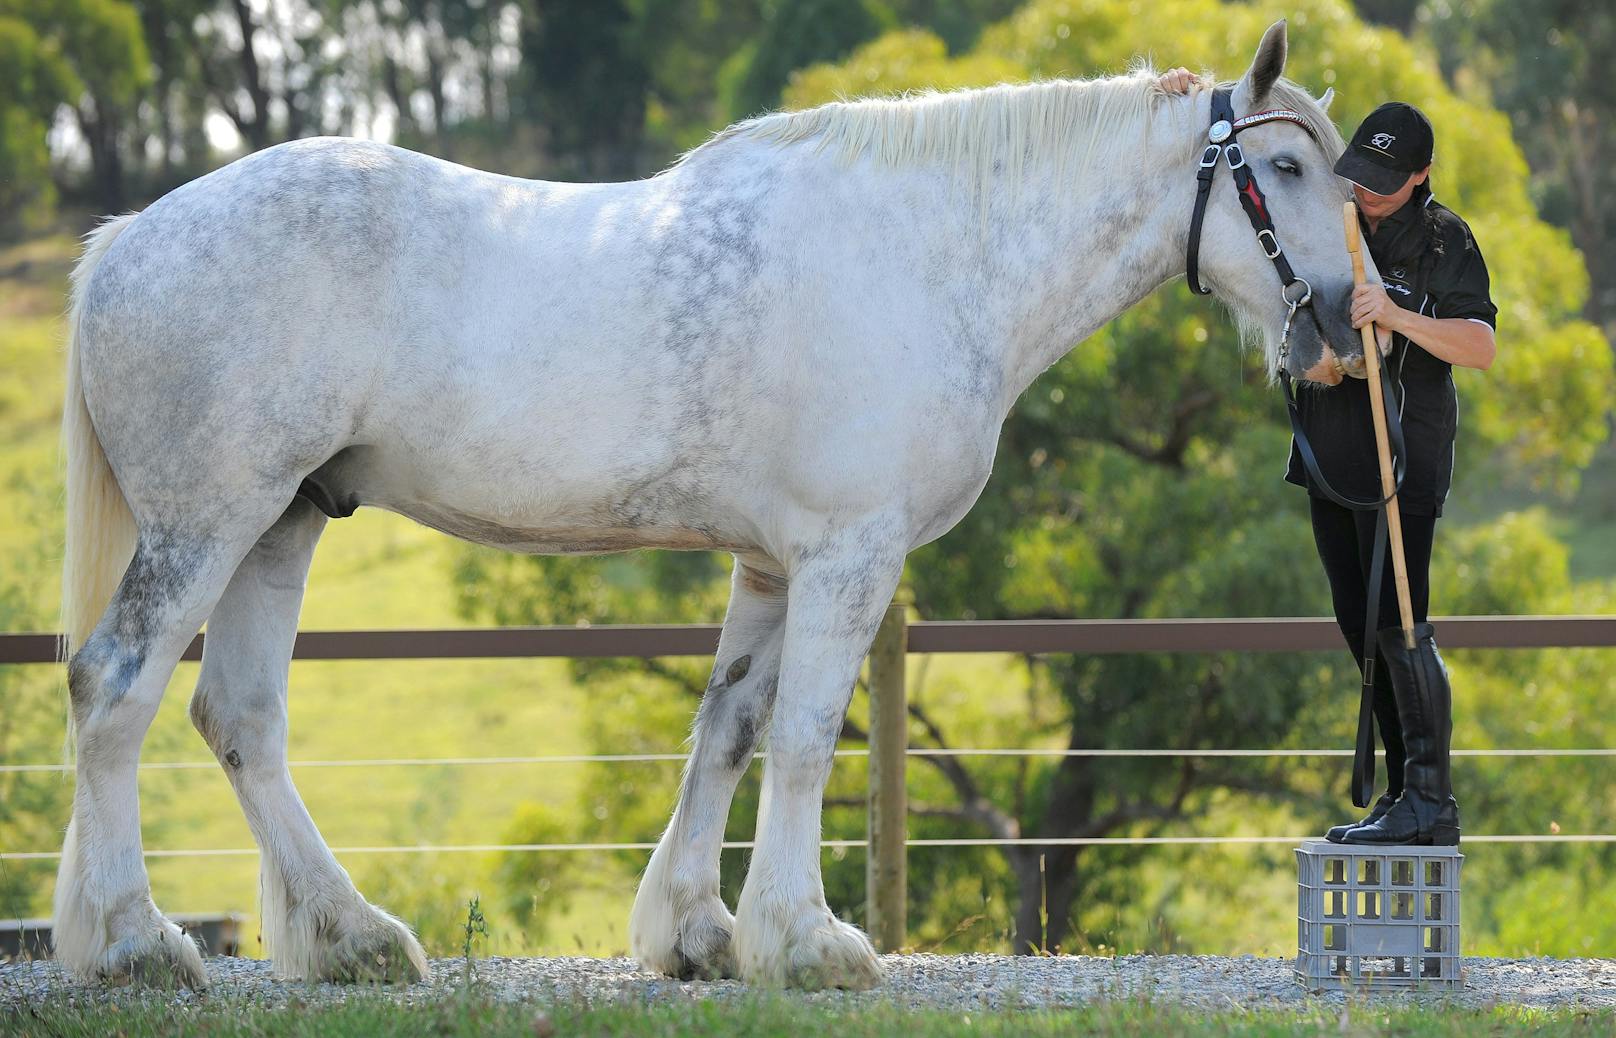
[1351, 508, 1390, 807]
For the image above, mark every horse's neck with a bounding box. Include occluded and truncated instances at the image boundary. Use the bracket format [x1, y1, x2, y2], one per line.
[983, 148, 1190, 404]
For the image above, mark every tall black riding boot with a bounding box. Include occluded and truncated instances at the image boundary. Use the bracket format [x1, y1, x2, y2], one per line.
[1326, 655, 1405, 841]
[1342, 623, 1460, 846]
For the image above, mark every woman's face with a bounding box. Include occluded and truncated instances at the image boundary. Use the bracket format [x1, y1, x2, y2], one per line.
[1352, 165, 1432, 220]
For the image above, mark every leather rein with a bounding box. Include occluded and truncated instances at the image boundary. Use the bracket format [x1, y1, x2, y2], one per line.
[1185, 87, 1409, 809]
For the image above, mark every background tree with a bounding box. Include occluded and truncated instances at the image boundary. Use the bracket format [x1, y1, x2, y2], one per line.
[0, 2, 80, 229]
[1418, 0, 1616, 335]
[510, 0, 650, 180]
[3, 0, 148, 211]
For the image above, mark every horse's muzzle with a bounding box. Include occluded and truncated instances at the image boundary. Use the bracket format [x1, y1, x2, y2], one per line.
[1301, 343, 1346, 386]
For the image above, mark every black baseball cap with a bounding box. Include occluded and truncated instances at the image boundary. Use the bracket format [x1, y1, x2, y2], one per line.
[1333, 102, 1434, 196]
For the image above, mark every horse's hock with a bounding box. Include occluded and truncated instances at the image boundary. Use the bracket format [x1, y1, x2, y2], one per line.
[1295, 839, 1463, 989]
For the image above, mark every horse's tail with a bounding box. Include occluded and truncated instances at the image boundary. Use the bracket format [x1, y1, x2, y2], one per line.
[60, 214, 141, 738]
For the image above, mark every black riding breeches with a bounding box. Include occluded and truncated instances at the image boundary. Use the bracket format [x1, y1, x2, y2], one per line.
[1308, 496, 1437, 797]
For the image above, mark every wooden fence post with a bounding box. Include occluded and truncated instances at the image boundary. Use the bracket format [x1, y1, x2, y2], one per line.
[866, 600, 908, 952]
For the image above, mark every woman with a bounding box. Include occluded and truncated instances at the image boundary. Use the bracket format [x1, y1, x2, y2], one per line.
[1158, 69, 1497, 844]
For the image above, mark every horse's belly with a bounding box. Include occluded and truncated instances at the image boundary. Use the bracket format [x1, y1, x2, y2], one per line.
[313, 441, 754, 556]
[398, 500, 748, 555]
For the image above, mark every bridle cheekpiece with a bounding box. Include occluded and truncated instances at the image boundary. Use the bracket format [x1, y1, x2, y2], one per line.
[1185, 87, 1320, 363]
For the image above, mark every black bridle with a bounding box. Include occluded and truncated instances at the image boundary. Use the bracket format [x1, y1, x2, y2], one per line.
[1185, 87, 1410, 810]
[1185, 87, 1317, 340]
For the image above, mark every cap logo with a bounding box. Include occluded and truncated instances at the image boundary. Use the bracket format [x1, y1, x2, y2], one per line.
[1368, 132, 1397, 153]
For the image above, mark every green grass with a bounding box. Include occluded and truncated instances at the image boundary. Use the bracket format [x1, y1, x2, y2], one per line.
[2, 991, 1612, 1038]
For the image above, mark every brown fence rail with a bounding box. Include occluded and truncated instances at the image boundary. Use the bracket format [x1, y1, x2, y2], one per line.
[2, 615, 1613, 664]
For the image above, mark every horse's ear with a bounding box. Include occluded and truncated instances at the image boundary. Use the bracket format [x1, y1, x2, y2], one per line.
[1242, 19, 1288, 106]
[1318, 87, 1335, 112]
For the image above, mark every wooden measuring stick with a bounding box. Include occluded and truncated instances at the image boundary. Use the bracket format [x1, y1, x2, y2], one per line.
[1343, 201, 1416, 650]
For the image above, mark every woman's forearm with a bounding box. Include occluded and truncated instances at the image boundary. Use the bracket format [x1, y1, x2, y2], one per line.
[1382, 309, 1496, 370]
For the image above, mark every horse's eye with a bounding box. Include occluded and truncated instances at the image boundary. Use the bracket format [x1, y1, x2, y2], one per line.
[1273, 157, 1302, 176]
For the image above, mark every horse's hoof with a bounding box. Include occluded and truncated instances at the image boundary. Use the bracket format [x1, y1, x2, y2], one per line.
[671, 902, 739, 980]
[736, 907, 883, 991]
[312, 908, 428, 984]
[632, 891, 737, 980]
[287, 898, 429, 983]
[103, 919, 208, 990]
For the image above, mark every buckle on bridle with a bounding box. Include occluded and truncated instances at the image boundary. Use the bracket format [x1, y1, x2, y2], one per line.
[1279, 277, 1314, 363]
[1198, 144, 1222, 169]
[1257, 228, 1282, 260]
[1225, 142, 1247, 170]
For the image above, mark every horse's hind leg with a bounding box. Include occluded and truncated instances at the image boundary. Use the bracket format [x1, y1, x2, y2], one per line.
[53, 528, 258, 987]
[188, 499, 426, 983]
[630, 559, 788, 980]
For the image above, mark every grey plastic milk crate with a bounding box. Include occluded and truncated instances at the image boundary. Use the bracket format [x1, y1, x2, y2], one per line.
[1295, 838, 1463, 988]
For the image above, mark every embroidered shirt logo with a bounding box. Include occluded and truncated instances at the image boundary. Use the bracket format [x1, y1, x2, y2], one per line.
[1368, 132, 1397, 154]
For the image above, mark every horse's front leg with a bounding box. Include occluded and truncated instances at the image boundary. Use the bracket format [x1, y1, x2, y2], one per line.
[631, 559, 788, 980]
[733, 519, 905, 990]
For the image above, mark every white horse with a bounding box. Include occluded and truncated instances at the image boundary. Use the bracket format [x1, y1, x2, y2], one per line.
[54, 21, 1365, 989]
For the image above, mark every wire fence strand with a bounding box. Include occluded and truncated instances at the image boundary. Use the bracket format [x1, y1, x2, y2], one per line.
[3, 833, 1613, 862]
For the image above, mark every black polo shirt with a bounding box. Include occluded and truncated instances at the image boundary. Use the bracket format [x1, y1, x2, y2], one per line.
[1285, 189, 1497, 516]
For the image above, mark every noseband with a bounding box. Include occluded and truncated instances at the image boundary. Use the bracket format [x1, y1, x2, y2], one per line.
[1184, 87, 1320, 367]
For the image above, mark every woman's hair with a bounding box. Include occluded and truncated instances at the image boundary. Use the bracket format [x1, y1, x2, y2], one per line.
[1412, 178, 1445, 258]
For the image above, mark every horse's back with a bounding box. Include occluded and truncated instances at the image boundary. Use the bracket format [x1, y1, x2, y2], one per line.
[73, 135, 989, 557]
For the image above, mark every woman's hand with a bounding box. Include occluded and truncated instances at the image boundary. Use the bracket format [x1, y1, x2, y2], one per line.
[1157, 67, 1199, 94]
[1351, 282, 1496, 371]
[1350, 282, 1404, 333]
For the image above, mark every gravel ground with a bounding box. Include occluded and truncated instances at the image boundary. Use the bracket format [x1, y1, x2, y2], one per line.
[3, 955, 1614, 1012]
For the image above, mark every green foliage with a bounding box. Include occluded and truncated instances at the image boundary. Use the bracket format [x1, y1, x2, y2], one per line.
[490, 803, 580, 942]
[512, 0, 652, 179]
[725, 0, 895, 119]
[0, 7, 79, 228]
[1419, 0, 1616, 333]
[0, 544, 70, 921]
[460, 894, 489, 980]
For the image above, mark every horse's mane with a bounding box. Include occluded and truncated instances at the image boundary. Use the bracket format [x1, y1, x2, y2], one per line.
[679, 69, 1343, 204]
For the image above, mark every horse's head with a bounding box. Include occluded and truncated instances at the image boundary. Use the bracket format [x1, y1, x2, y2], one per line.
[1188, 20, 1376, 385]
